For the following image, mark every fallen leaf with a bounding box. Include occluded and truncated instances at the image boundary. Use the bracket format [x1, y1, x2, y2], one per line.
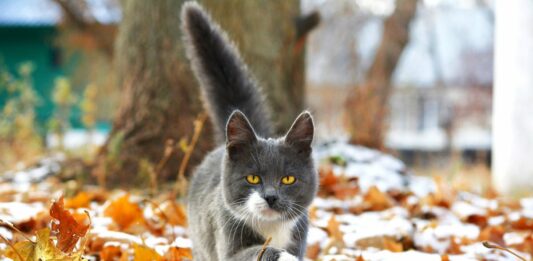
[100, 244, 124, 261]
[478, 225, 505, 246]
[305, 243, 320, 260]
[65, 192, 93, 209]
[157, 201, 187, 227]
[363, 186, 393, 211]
[383, 237, 403, 252]
[164, 246, 192, 261]
[133, 244, 163, 261]
[50, 196, 90, 253]
[104, 194, 144, 230]
[5, 228, 83, 261]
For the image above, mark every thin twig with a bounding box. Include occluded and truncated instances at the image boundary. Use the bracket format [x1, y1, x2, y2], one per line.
[0, 234, 25, 261]
[76, 210, 92, 253]
[172, 113, 208, 198]
[154, 139, 176, 176]
[483, 241, 526, 261]
[151, 139, 176, 195]
[0, 219, 34, 243]
[257, 237, 272, 261]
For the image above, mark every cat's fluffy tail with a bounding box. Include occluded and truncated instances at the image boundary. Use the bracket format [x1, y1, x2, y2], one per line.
[181, 2, 272, 141]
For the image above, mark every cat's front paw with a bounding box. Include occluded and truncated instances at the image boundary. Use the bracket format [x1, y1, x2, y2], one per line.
[277, 251, 298, 261]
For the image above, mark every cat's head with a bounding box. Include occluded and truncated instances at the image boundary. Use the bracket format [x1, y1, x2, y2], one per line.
[221, 110, 317, 222]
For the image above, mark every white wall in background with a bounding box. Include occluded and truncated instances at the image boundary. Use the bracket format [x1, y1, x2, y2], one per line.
[493, 0, 533, 195]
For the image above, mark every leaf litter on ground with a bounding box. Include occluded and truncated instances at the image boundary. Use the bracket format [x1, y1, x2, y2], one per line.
[0, 140, 532, 260]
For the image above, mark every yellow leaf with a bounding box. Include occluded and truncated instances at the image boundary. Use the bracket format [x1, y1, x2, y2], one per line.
[5, 228, 83, 261]
[5, 240, 35, 261]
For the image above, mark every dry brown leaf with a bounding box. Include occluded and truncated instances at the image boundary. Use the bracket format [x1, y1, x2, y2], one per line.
[305, 243, 320, 260]
[104, 194, 144, 230]
[465, 214, 488, 228]
[50, 196, 90, 253]
[327, 215, 343, 242]
[100, 244, 124, 261]
[319, 166, 339, 195]
[363, 186, 393, 211]
[479, 225, 505, 246]
[157, 201, 187, 227]
[383, 237, 403, 252]
[511, 216, 533, 230]
[164, 246, 192, 261]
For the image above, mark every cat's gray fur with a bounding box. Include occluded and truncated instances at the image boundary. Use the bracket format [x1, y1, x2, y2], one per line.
[182, 2, 317, 261]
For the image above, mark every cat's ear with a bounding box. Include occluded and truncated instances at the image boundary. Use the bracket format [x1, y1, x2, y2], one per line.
[285, 111, 314, 154]
[226, 110, 257, 159]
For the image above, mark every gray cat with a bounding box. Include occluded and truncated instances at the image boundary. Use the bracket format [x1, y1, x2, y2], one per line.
[181, 2, 317, 261]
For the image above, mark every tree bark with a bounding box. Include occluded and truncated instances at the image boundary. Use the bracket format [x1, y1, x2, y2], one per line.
[344, 0, 418, 149]
[96, 0, 311, 186]
[96, 0, 210, 186]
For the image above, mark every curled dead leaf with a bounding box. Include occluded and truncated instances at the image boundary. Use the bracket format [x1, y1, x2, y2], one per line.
[164, 246, 193, 261]
[50, 196, 90, 253]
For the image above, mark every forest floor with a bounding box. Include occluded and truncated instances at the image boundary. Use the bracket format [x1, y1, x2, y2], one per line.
[0, 141, 531, 261]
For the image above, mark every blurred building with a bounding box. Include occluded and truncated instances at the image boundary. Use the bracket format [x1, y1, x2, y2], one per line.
[0, 0, 119, 127]
[0, 0, 63, 124]
[303, 0, 493, 166]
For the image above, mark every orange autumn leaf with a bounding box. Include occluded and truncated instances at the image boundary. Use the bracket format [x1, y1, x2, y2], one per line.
[164, 246, 193, 261]
[441, 254, 450, 261]
[319, 167, 339, 192]
[104, 194, 144, 230]
[100, 245, 124, 261]
[65, 191, 93, 209]
[133, 244, 163, 261]
[50, 196, 90, 253]
[511, 216, 533, 230]
[305, 243, 320, 260]
[356, 255, 366, 261]
[157, 201, 187, 227]
[326, 215, 344, 243]
[363, 186, 393, 211]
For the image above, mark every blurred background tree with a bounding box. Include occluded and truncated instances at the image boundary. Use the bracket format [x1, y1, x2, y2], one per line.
[344, 0, 418, 149]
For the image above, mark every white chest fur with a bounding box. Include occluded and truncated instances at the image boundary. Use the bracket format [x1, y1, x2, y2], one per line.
[253, 219, 296, 249]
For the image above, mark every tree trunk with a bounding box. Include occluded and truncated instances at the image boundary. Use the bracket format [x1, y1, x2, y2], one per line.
[96, 0, 211, 186]
[201, 0, 310, 133]
[96, 0, 311, 186]
[344, 0, 418, 149]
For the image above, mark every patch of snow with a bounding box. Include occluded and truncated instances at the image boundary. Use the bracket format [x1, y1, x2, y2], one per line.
[451, 201, 486, 218]
[307, 226, 329, 246]
[0, 202, 45, 224]
[47, 129, 107, 149]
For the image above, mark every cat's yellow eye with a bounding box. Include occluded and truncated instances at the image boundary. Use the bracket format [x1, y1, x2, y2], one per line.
[246, 175, 261, 184]
[281, 176, 296, 185]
